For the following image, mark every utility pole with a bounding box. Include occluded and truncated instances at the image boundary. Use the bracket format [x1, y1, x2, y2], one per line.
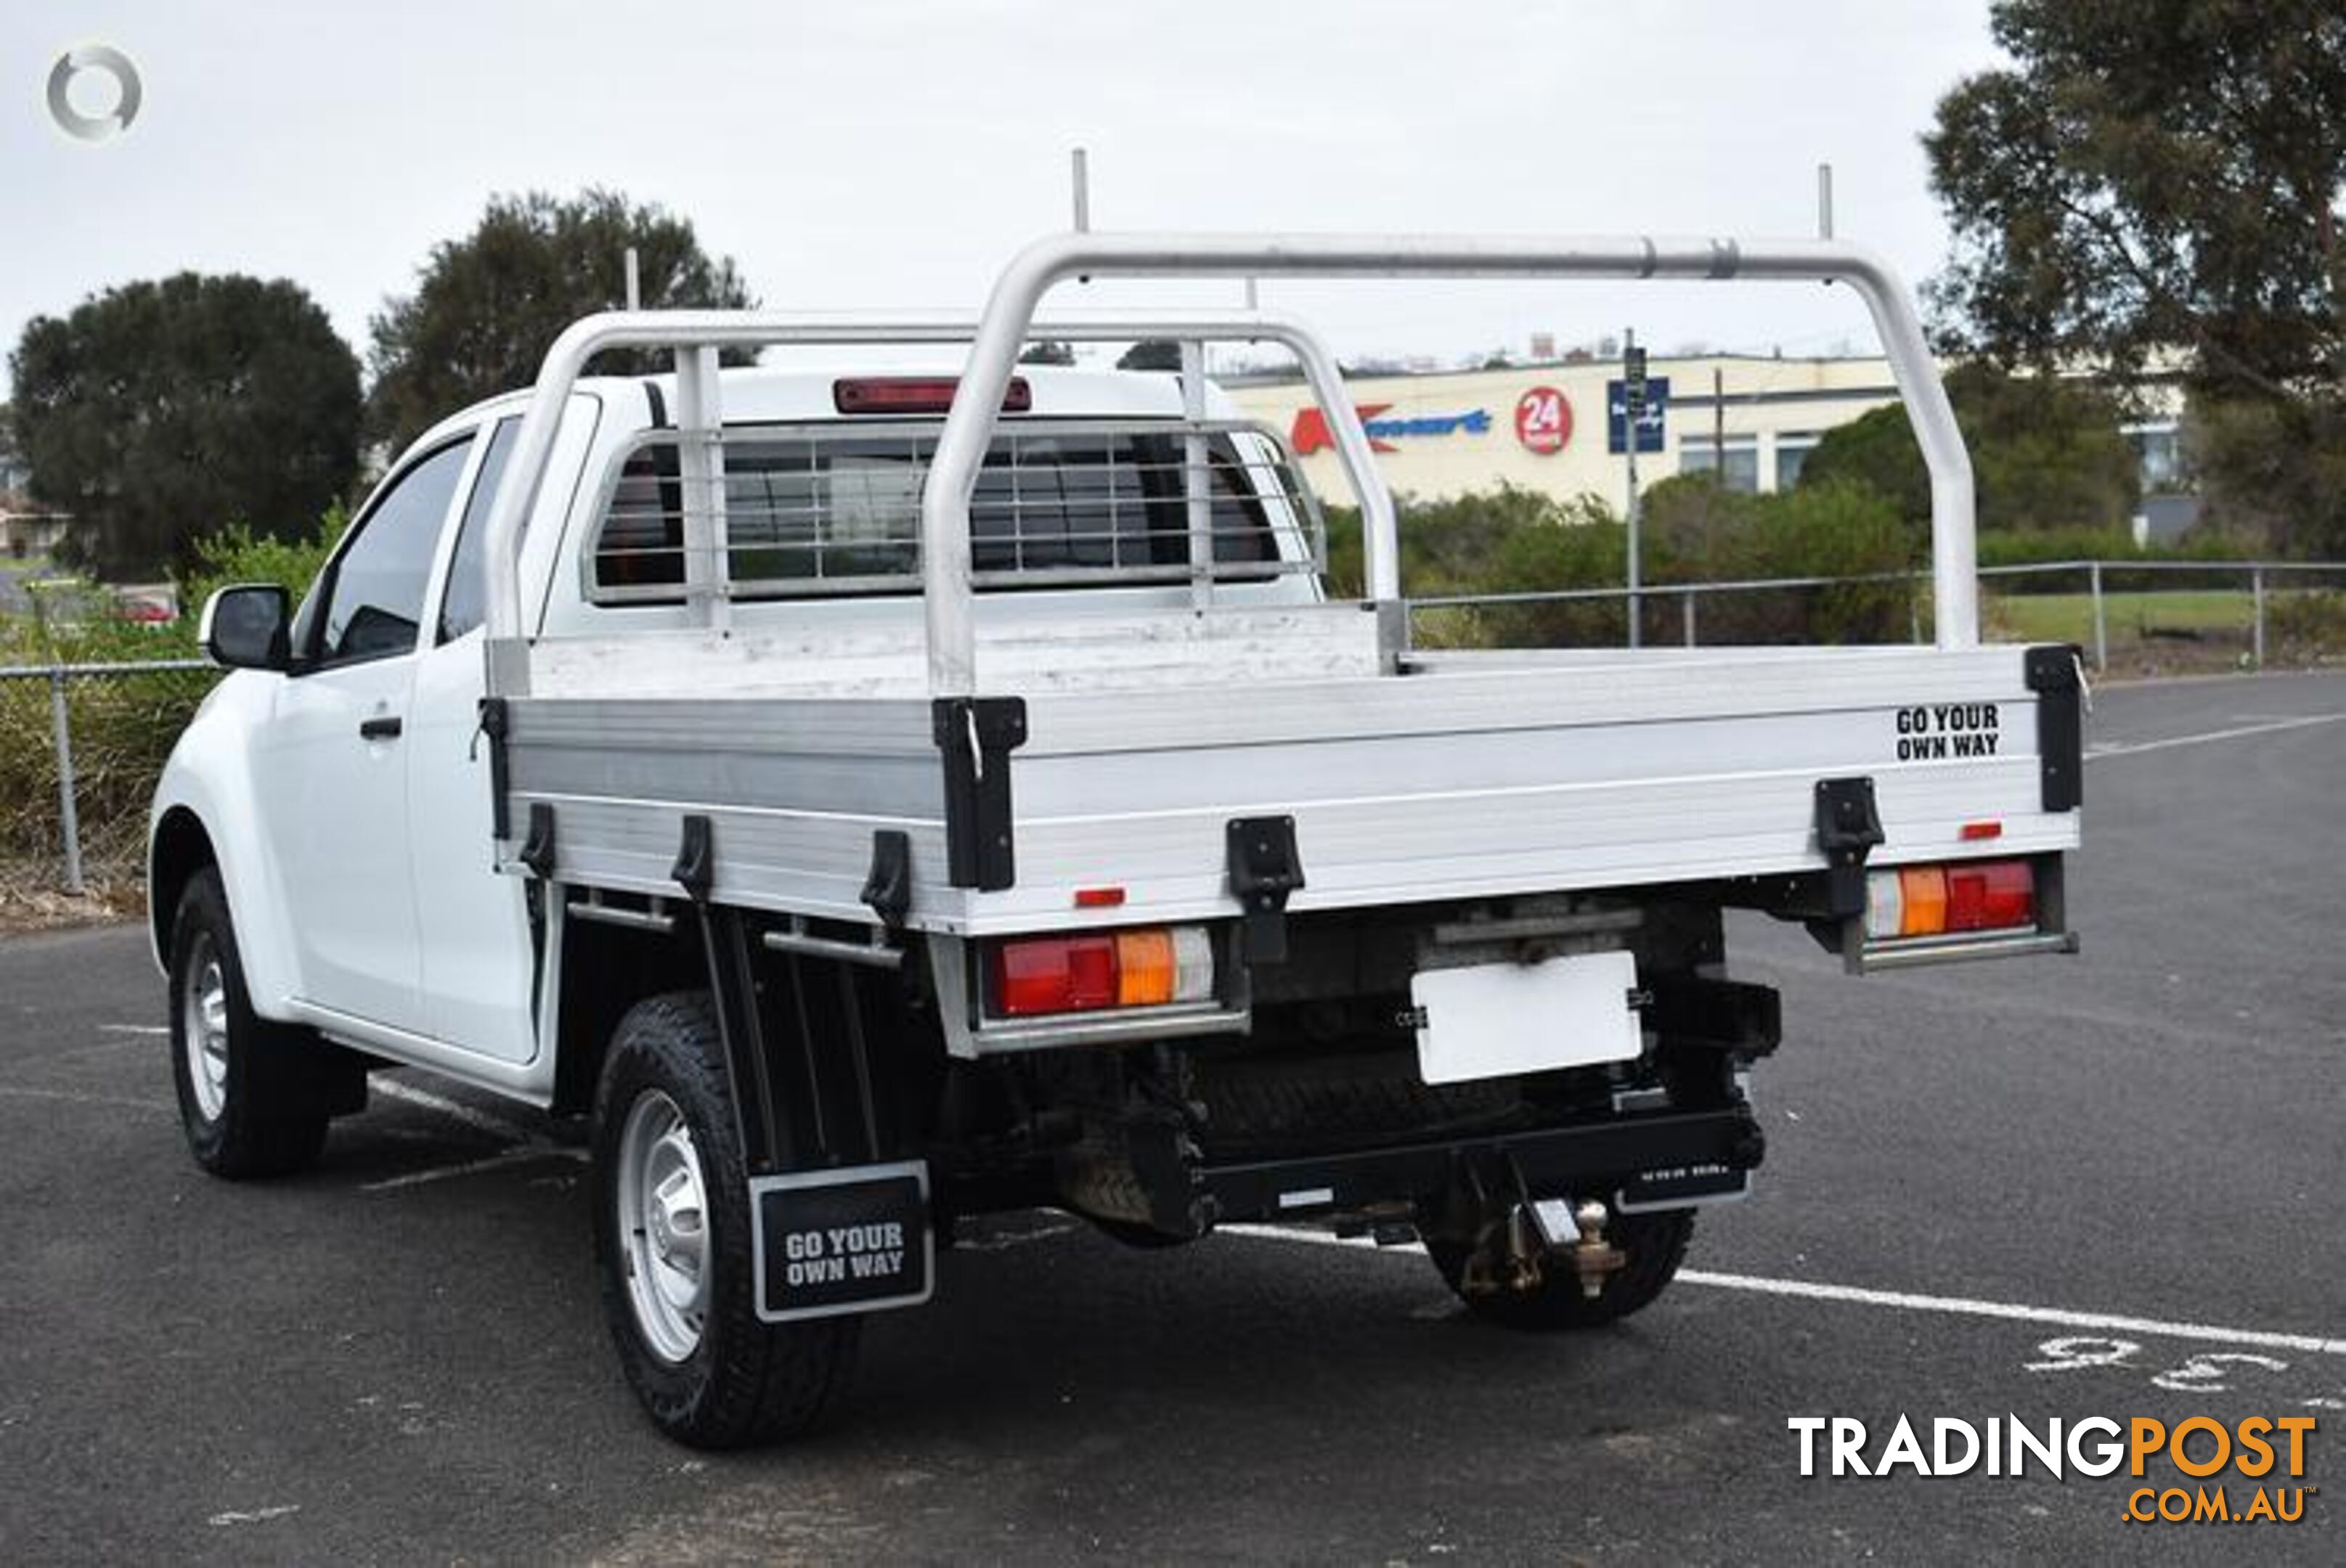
[1070, 147, 1091, 232]
[1624, 328, 1645, 649]
[1714, 364, 1725, 481]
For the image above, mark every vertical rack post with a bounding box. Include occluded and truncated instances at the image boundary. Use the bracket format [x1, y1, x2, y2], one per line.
[673, 344, 732, 634]
[1178, 338, 1213, 613]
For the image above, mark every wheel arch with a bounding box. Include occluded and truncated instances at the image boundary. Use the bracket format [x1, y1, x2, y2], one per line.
[147, 806, 216, 972]
[549, 903, 709, 1118]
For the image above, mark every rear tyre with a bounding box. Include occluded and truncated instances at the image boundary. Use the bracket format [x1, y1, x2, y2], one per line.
[168, 867, 336, 1178]
[592, 992, 860, 1449]
[1428, 1209, 1695, 1331]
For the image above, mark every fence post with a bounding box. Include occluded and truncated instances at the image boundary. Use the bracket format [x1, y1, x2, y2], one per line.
[2251, 566, 2266, 668]
[47, 668, 85, 897]
[1682, 591, 1698, 648]
[2090, 560, 2108, 673]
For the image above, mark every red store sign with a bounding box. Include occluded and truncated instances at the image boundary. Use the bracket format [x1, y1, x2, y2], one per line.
[1514, 385, 1573, 454]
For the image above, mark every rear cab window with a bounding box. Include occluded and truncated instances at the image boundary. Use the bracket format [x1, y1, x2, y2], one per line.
[590, 422, 1306, 600]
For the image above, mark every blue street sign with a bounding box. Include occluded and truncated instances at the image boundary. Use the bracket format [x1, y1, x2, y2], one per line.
[1606, 376, 1669, 454]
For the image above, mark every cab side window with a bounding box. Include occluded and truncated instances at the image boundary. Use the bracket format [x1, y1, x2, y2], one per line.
[311, 437, 473, 666]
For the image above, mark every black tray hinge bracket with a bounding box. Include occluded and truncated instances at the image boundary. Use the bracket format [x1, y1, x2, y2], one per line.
[863, 830, 913, 930]
[1227, 815, 1306, 964]
[518, 802, 557, 880]
[672, 813, 716, 903]
[933, 697, 1027, 891]
[1813, 777, 1883, 920]
[2024, 645, 2085, 812]
[476, 696, 513, 840]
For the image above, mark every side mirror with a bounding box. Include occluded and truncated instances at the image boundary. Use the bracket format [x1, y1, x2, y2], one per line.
[199, 584, 290, 671]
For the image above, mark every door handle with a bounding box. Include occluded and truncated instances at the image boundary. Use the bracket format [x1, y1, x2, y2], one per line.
[359, 715, 404, 741]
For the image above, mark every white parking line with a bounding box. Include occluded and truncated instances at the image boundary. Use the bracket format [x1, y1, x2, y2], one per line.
[0, 1082, 174, 1114]
[359, 1146, 584, 1193]
[1218, 1224, 2346, 1357]
[2086, 712, 2346, 759]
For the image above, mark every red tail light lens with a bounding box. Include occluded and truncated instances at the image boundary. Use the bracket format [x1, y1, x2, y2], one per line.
[1868, 858, 2037, 939]
[1945, 859, 2035, 932]
[833, 376, 1032, 415]
[996, 934, 1117, 1016]
[990, 926, 1215, 1017]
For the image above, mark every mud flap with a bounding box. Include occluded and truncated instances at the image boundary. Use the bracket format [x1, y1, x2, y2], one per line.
[749, 1159, 934, 1322]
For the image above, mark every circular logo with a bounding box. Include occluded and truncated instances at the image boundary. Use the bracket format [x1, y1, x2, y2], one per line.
[46, 45, 142, 143]
[1514, 385, 1573, 455]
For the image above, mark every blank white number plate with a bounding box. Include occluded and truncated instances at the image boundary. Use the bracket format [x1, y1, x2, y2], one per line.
[1411, 950, 1642, 1085]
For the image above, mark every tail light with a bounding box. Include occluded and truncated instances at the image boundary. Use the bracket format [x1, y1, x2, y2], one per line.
[834, 376, 1032, 415]
[1866, 859, 2037, 939]
[991, 926, 1215, 1016]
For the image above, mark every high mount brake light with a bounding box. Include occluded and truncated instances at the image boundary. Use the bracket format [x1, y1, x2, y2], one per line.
[1865, 859, 2037, 940]
[991, 926, 1215, 1017]
[832, 376, 1033, 416]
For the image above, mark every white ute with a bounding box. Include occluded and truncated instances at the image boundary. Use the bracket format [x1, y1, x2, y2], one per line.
[151, 232, 2082, 1447]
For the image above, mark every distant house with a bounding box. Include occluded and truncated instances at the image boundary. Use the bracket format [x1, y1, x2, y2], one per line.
[1, 498, 72, 559]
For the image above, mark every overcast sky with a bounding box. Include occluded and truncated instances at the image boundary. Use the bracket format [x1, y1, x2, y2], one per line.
[5, 1, 2004, 390]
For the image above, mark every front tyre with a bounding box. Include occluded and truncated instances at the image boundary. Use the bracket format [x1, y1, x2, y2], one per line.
[592, 992, 859, 1449]
[168, 867, 338, 1177]
[1428, 1209, 1695, 1331]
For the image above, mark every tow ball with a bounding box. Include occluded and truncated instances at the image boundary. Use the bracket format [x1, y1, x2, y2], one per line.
[1471, 1197, 1625, 1297]
[1563, 1199, 1624, 1299]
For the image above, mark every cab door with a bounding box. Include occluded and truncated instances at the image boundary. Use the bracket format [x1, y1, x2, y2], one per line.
[260, 434, 476, 1034]
[405, 415, 539, 1061]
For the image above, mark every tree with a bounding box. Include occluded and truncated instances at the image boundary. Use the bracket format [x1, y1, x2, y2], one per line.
[1116, 339, 1183, 372]
[1924, 1, 2346, 549]
[1018, 341, 1076, 366]
[367, 189, 755, 452]
[9, 274, 362, 579]
[1799, 363, 2139, 533]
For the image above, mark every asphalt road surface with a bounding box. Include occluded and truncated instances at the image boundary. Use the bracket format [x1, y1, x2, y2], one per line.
[2, 671, 2340, 1565]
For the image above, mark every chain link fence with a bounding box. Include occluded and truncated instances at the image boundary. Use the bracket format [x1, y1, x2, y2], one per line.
[1412, 559, 2346, 669]
[1, 659, 219, 914]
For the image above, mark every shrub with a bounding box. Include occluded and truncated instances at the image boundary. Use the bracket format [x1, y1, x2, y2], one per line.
[1, 510, 346, 879]
[1685, 480, 1919, 644]
[2266, 589, 2346, 656]
[1321, 476, 1921, 646]
[181, 506, 349, 613]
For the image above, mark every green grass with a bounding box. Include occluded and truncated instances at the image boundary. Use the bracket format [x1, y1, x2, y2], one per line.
[1988, 589, 2257, 645]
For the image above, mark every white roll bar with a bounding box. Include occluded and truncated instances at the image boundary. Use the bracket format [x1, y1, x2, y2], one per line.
[476, 310, 1389, 686]
[924, 232, 1979, 695]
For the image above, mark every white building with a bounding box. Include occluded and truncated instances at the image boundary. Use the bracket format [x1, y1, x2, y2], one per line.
[1225, 353, 2183, 517]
